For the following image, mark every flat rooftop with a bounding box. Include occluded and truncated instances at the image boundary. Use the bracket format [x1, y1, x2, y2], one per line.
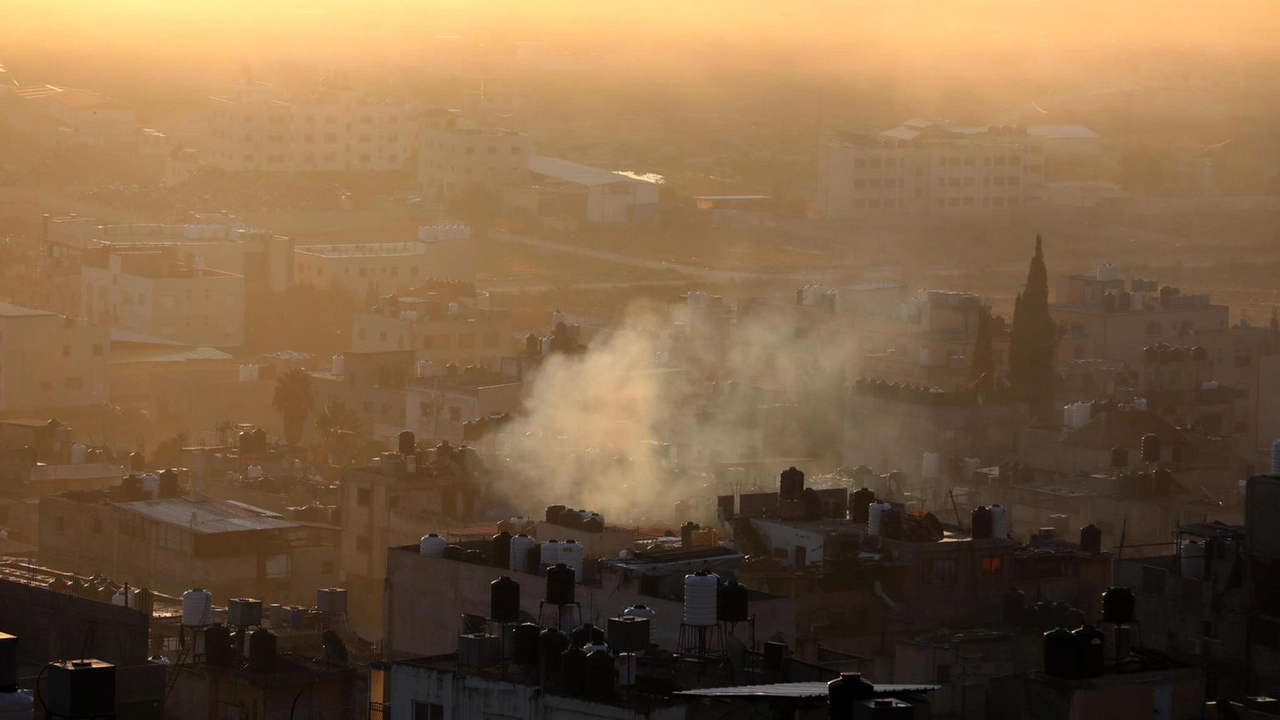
[0, 303, 54, 318]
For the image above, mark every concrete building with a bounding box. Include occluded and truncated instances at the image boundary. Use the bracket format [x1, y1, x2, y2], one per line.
[860, 289, 1010, 389]
[4, 84, 138, 150]
[0, 303, 109, 413]
[206, 81, 412, 172]
[310, 350, 416, 442]
[985, 664, 1206, 720]
[820, 119, 1046, 217]
[351, 285, 513, 369]
[294, 225, 476, 297]
[167, 652, 359, 720]
[404, 369, 525, 446]
[80, 245, 245, 348]
[417, 110, 531, 197]
[526, 155, 662, 224]
[39, 482, 340, 607]
[1052, 267, 1230, 367]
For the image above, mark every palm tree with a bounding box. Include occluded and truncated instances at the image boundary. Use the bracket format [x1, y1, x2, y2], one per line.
[272, 369, 315, 446]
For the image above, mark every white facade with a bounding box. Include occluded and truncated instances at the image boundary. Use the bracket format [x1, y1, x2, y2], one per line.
[821, 119, 1047, 217]
[417, 111, 531, 197]
[528, 156, 662, 224]
[0, 304, 109, 413]
[206, 81, 412, 172]
[80, 248, 245, 348]
[295, 229, 475, 297]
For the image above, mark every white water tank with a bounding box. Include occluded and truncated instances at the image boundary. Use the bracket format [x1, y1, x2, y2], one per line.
[0, 689, 34, 720]
[1097, 263, 1119, 282]
[70, 444, 87, 465]
[540, 336, 552, 356]
[331, 355, 345, 376]
[112, 586, 140, 609]
[1075, 402, 1093, 428]
[246, 464, 264, 479]
[683, 572, 719, 626]
[552, 310, 567, 329]
[989, 504, 1008, 539]
[141, 473, 159, 498]
[447, 302, 460, 315]
[509, 533, 535, 573]
[508, 517, 533, 533]
[540, 540, 560, 572]
[405, 454, 417, 473]
[420, 533, 446, 557]
[1181, 539, 1206, 580]
[622, 604, 656, 621]
[868, 501, 892, 536]
[922, 453, 941, 479]
[1132, 397, 1149, 411]
[182, 588, 212, 627]
[1062, 404, 1074, 428]
[559, 539, 584, 581]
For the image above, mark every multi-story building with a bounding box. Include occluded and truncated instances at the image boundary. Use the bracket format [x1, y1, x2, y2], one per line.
[820, 119, 1046, 217]
[417, 110, 531, 197]
[294, 225, 476, 298]
[1051, 266, 1230, 368]
[4, 84, 138, 150]
[0, 303, 108, 413]
[206, 81, 412, 172]
[80, 244, 245, 348]
[351, 285, 511, 369]
[39, 480, 340, 606]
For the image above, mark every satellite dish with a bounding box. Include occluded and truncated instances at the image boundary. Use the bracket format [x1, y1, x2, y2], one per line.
[321, 630, 349, 667]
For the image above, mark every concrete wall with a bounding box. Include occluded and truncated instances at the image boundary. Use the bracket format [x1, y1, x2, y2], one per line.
[0, 312, 109, 413]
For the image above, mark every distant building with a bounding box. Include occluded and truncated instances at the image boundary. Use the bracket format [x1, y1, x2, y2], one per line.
[294, 225, 476, 297]
[4, 84, 138, 150]
[524, 155, 662, 224]
[206, 81, 412, 172]
[417, 110, 531, 197]
[404, 368, 525, 446]
[820, 119, 1047, 217]
[0, 303, 108, 413]
[350, 284, 512, 369]
[860, 289, 1010, 389]
[39, 483, 339, 607]
[985, 663, 1206, 720]
[80, 244, 245, 348]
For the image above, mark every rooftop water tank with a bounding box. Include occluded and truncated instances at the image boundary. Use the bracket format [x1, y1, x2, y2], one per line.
[539, 540, 560, 575]
[1102, 587, 1135, 625]
[203, 624, 231, 667]
[509, 534, 535, 573]
[616, 652, 638, 687]
[851, 488, 875, 524]
[398, 431, 415, 456]
[683, 572, 719, 627]
[512, 623, 540, 666]
[680, 522, 700, 548]
[1074, 624, 1105, 679]
[779, 466, 805, 501]
[539, 627, 568, 677]
[571, 623, 605, 648]
[585, 648, 614, 699]
[247, 629, 276, 673]
[545, 564, 575, 605]
[420, 533, 446, 557]
[606, 616, 649, 653]
[331, 355, 345, 376]
[1080, 524, 1103, 554]
[1002, 588, 1026, 625]
[70, 444, 86, 465]
[1141, 433, 1161, 463]
[560, 646, 586, 694]
[989, 504, 1008, 539]
[182, 588, 212, 627]
[717, 581, 750, 623]
[623, 604, 656, 621]
[490, 576, 520, 623]
[545, 505, 566, 524]
[1043, 626, 1078, 679]
[828, 672, 877, 719]
[1110, 446, 1128, 469]
[558, 539, 584, 582]
[491, 532, 512, 570]
[867, 501, 892, 537]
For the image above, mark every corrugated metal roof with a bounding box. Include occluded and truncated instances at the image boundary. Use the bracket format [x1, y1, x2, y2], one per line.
[529, 156, 657, 187]
[116, 495, 295, 534]
[675, 681, 940, 698]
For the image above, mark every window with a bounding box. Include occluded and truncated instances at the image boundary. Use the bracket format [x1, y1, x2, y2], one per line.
[357, 488, 372, 507]
[414, 703, 444, 720]
[869, 179, 881, 189]
[981, 555, 1004, 575]
[928, 558, 958, 585]
[854, 179, 866, 190]
[963, 176, 975, 186]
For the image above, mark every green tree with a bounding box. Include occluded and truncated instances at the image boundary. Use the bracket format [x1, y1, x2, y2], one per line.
[1009, 235, 1057, 419]
[272, 369, 315, 446]
[969, 307, 995, 389]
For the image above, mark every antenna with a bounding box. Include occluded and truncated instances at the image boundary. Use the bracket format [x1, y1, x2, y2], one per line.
[321, 630, 349, 667]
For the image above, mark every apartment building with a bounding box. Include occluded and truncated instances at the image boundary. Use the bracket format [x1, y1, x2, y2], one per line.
[417, 109, 531, 197]
[206, 81, 412, 172]
[820, 119, 1046, 217]
[351, 287, 512, 369]
[0, 304, 108, 413]
[81, 245, 246, 348]
[294, 225, 476, 296]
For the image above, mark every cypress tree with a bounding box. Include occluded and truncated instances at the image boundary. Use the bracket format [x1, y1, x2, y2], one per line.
[1009, 235, 1057, 417]
[969, 307, 995, 389]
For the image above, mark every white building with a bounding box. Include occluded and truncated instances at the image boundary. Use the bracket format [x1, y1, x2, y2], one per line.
[527, 156, 662, 224]
[820, 119, 1047, 217]
[294, 225, 475, 297]
[80, 245, 245, 348]
[0, 304, 109, 413]
[206, 81, 412, 172]
[417, 110, 531, 197]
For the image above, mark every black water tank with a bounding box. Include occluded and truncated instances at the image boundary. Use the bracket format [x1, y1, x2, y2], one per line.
[204, 624, 231, 667]
[560, 646, 586, 694]
[1141, 433, 1161, 463]
[129, 452, 145, 471]
[490, 576, 520, 623]
[491, 531, 513, 569]
[546, 564, 575, 605]
[513, 623, 540, 666]
[802, 488, 822, 520]
[881, 509, 903, 540]
[525, 543, 542, 576]
[158, 469, 180, 498]
[442, 545, 465, 562]
[525, 333, 539, 354]
[971, 506, 993, 540]
[680, 521, 699, 547]
[585, 648, 614, 699]
[828, 672, 876, 719]
[398, 431, 415, 456]
[251, 428, 267, 452]
[1074, 625, 1105, 678]
[1110, 446, 1128, 469]
[546, 505, 566, 524]
[851, 488, 876, 523]
[247, 629, 276, 673]
[1002, 588, 1026, 625]
[762, 640, 787, 671]
[462, 549, 486, 565]
[606, 616, 649, 653]
[1080, 524, 1102, 554]
[718, 581, 750, 623]
[539, 628, 568, 675]
[1043, 626, 1078, 679]
[558, 508, 583, 529]
[1102, 587, 1135, 625]
[780, 466, 805, 500]
[581, 516, 605, 534]
[238, 431, 252, 452]
[571, 623, 604, 648]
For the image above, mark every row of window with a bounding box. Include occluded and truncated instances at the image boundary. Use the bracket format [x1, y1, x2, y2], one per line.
[937, 176, 1023, 188]
[848, 196, 1026, 209]
[423, 141, 524, 156]
[849, 150, 1038, 170]
[214, 112, 400, 126]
